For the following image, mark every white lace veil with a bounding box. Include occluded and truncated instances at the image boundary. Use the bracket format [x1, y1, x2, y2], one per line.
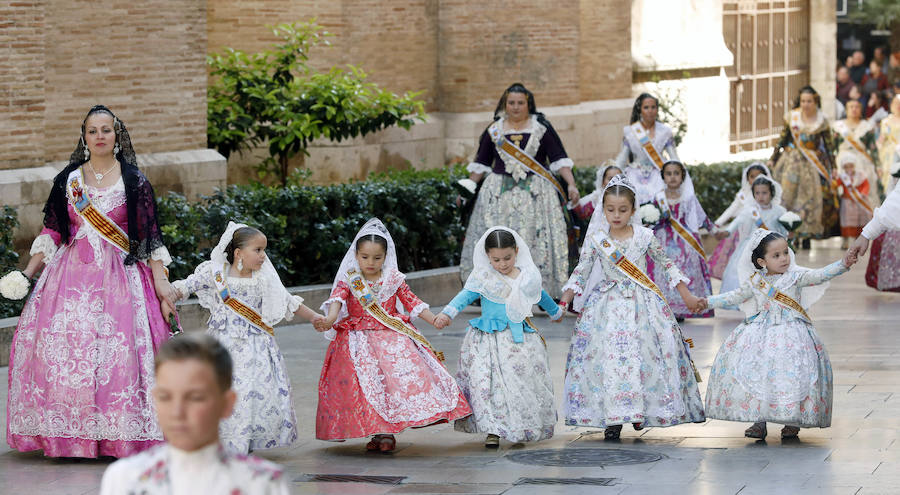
[584, 173, 643, 240]
[735, 228, 829, 317]
[464, 226, 543, 323]
[210, 221, 297, 327]
[573, 161, 622, 210]
[322, 218, 403, 325]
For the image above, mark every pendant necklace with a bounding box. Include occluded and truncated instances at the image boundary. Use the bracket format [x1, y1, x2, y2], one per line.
[89, 160, 117, 182]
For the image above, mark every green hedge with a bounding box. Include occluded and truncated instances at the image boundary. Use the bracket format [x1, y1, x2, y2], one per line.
[0, 161, 754, 318]
[0, 206, 25, 319]
[157, 165, 469, 285]
[573, 161, 752, 219]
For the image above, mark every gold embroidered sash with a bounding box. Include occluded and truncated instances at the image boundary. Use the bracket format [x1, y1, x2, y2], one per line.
[347, 268, 445, 362]
[749, 271, 812, 322]
[213, 265, 274, 335]
[788, 110, 833, 185]
[67, 168, 130, 254]
[750, 207, 769, 230]
[489, 125, 567, 200]
[835, 121, 875, 163]
[656, 192, 706, 258]
[591, 230, 702, 382]
[630, 122, 666, 170]
[835, 175, 874, 215]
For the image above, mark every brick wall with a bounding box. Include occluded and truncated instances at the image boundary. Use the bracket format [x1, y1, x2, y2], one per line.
[207, 0, 630, 114]
[1, 0, 208, 170]
[0, 1, 46, 170]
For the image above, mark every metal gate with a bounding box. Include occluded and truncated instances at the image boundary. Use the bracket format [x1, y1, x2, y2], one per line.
[723, 0, 810, 153]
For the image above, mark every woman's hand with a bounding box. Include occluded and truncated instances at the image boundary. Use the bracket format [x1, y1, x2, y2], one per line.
[154, 278, 177, 309]
[567, 184, 581, 205]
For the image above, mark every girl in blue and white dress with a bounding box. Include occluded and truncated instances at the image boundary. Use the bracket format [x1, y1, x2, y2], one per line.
[172, 222, 325, 453]
[559, 174, 706, 440]
[720, 176, 788, 294]
[435, 227, 563, 448]
[698, 229, 855, 439]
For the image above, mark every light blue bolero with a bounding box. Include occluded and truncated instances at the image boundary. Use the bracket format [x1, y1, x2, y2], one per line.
[440, 289, 562, 343]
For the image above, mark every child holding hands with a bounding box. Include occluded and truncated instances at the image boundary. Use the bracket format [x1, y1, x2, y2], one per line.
[171, 222, 325, 454]
[559, 174, 706, 440]
[697, 230, 857, 439]
[314, 218, 471, 452]
[435, 227, 562, 448]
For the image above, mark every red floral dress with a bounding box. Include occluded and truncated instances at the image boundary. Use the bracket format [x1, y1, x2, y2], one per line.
[316, 273, 471, 440]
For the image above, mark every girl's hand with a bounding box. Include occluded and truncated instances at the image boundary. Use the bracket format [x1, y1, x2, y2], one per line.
[311, 314, 327, 332]
[692, 298, 708, 314]
[433, 313, 451, 330]
[567, 184, 581, 205]
[842, 250, 858, 268]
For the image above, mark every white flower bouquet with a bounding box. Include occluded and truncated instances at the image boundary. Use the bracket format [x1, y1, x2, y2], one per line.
[0, 271, 30, 300]
[778, 211, 802, 232]
[453, 178, 479, 200]
[639, 203, 661, 226]
[890, 157, 900, 178]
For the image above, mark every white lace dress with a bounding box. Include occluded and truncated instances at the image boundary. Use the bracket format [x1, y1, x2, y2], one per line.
[562, 226, 706, 428]
[705, 261, 847, 427]
[173, 261, 302, 453]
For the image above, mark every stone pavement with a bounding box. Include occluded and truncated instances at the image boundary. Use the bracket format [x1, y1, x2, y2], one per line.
[1, 240, 899, 494]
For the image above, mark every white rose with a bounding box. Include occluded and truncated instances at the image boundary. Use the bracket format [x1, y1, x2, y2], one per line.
[0, 270, 30, 300]
[779, 211, 801, 223]
[639, 204, 660, 224]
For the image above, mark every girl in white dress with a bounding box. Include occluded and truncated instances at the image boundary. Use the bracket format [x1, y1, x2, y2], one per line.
[172, 222, 325, 453]
[698, 229, 856, 439]
[559, 174, 706, 440]
[436, 227, 563, 447]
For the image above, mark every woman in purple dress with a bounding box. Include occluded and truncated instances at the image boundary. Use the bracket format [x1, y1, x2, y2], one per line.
[460, 83, 580, 297]
[6, 105, 176, 458]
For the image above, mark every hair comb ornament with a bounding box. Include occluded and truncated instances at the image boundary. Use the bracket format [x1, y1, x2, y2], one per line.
[603, 173, 636, 194]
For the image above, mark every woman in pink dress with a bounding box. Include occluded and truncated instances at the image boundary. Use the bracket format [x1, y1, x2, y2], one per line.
[315, 218, 471, 452]
[6, 106, 176, 458]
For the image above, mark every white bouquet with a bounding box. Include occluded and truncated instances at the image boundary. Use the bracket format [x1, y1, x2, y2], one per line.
[454, 178, 478, 200]
[639, 203, 661, 226]
[890, 157, 900, 178]
[778, 211, 802, 232]
[0, 270, 30, 300]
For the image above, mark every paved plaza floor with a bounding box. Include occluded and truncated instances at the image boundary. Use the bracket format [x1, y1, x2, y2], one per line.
[1, 240, 899, 494]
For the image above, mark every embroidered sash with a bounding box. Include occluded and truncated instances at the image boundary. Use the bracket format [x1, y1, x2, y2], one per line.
[347, 268, 445, 362]
[591, 230, 702, 382]
[488, 125, 567, 200]
[750, 207, 768, 230]
[656, 192, 706, 258]
[788, 110, 832, 184]
[213, 265, 274, 336]
[630, 122, 666, 170]
[67, 168, 130, 254]
[749, 271, 812, 322]
[835, 174, 874, 215]
[836, 123, 874, 162]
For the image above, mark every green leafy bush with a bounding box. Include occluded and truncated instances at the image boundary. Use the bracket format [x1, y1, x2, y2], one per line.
[572, 161, 752, 218]
[0, 206, 25, 319]
[157, 165, 468, 285]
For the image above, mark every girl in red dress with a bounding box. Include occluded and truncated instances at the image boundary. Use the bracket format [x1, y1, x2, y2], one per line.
[315, 218, 471, 452]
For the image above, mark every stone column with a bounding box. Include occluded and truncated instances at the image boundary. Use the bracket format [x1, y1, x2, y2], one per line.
[809, 0, 837, 117]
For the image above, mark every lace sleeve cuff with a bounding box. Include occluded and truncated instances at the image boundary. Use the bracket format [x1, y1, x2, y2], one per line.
[467, 162, 492, 175]
[410, 301, 429, 320]
[30, 234, 58, 261]
[666, 267, 690, 289]
[549, 157, 574, 172]
[441, 305, 460, 319]
[150, 246, 173, 266]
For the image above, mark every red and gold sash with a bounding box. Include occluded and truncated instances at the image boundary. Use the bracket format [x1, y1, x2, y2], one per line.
[213, 265, 274, 335]
[834, 121, 874, 163]
[630, 122, 665, 170]
[591, 229, 701, 381]
[67, 168, 130, 254]
[656, 192, 706, 258]
[749, 271, 812, 322]
[789, 110, 833, 186]
[834, 174, 874, 215]
[489, 125, 567, 200]
[347, 268, 444, 362]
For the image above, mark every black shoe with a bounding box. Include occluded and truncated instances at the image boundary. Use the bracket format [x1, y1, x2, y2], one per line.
[604, 425, 622, 440]
[801, 238, 811, 250]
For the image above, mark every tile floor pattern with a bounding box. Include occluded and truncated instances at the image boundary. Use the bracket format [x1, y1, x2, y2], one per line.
[1, 240, 899, 494]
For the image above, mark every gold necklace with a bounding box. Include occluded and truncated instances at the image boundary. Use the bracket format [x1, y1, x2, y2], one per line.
[89, 160, 117, 182]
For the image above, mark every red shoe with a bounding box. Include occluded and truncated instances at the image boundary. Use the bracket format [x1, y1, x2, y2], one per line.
[366, 435, 383, 451]
[378, 435, 396, 453]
